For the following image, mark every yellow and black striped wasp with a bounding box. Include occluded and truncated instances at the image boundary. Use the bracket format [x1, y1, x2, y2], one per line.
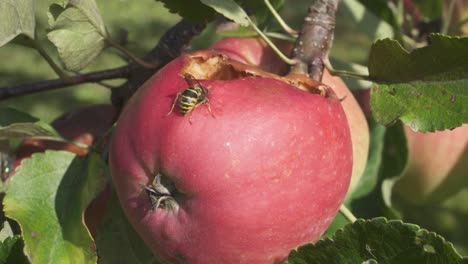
[167, 74, 214, 122]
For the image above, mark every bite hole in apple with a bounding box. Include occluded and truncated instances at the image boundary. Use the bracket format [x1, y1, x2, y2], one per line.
[182, 51, 332, 98]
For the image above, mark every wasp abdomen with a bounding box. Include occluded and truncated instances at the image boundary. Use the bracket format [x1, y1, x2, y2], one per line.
[178, 88, 204, 114]
[166, 75, 213, 122]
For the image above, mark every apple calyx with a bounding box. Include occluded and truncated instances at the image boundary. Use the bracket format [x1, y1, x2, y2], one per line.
[142, 172, 179, 212]
[183, 51, 331, 98]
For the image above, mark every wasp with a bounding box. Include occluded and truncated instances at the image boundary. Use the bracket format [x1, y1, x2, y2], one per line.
[167, 74, 214, 122]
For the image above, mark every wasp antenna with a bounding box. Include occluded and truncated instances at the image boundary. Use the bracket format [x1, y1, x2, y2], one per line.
[206, 100, 215, 118]
[167, 92, 181, 116]
[183, 73, 195, 79]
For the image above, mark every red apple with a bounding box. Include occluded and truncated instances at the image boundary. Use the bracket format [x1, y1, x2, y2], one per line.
[110, 51, 352, 263]
[394, 125, 468, 204]
[212, 37, 369, 196]
[11, 104, 117, 237]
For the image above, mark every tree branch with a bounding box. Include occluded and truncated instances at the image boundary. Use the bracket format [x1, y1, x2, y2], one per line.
[289, 0, 338, 81]
[0, 67, 129, 100]
[0, 19, 206, 106]
[111, 19, 206, 108]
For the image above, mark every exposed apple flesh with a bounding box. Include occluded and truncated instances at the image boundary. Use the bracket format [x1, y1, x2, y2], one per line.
[212, 37, 369, 196]
[110, 51, 352, 263]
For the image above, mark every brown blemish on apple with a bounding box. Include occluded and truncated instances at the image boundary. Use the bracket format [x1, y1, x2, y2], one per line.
[182, 51, 331, 98]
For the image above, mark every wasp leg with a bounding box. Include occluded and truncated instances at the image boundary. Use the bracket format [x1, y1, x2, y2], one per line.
[186, 108, 195, 124]
[205, 98, 215, 118]
[166, 92, 182, 116]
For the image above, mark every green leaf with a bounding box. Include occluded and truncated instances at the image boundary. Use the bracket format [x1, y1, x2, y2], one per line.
[237, 0, 284, 27]
[0, 221, 28, 264]
[0, 108, 38, 125]
[371, 81, 467, 132]
[47, 0, 108, 71]
[286, 218, 465, 264]
[156, 0, 283, 26]
[369, 35, 468, 82]
[369, 34, 468, 132]
[394, 189, 468, 256]
[66, 0, 107, 34]
[0, 0, 35, 47]
[345, 122, 407, 220]
[330, 58, 372, 91]
[0, 108, 60, 140]
[96, 189, 159, 264]
[200, 0, 249, 27]
[323, 210, 351, 238]
[379, 122, 408, 207]
[3, 150, 108, 263]
[155, 0, 216, 23]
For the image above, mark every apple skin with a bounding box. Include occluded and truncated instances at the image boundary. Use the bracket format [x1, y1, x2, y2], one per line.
[12, 104, 117, 237]
[394, 125, 468, 204]
[212, 37, 369, 196]
[211, 37, 291, 75]
[110, 52, 352, 264]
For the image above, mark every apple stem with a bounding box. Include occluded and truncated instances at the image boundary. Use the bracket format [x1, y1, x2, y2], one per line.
[339, 205, 357, 223]
[325, 62, 371, 80]
[289, 0, 338, 81]
[247, 17, 297, 66]
[106, 37, 158, 69]
[263, 0, 298, 36]
[32, 40, 69, 80]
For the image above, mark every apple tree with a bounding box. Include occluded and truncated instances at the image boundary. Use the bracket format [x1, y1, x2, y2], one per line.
[0, 0, 467, 263]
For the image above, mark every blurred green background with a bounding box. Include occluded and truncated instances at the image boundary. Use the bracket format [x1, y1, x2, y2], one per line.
[0, 0, 374, 122]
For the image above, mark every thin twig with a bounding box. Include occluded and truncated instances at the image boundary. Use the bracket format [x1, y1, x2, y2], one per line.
[112, 19, 206, 108]
[0, 67, 129, 100]
[106, 38, 158, 69]
[264, 0, 298, 36]
[247, 16, 297, 65]
[441, 0, 457, 34]
[0, 19, 206, 104]
[265, 32, 296, 42]
[33, 41, 68, 80]
[339, 205, 357, 223]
